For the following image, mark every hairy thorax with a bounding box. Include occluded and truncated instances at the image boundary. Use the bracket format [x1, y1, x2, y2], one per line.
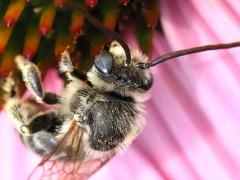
[60, 80, 144, 151]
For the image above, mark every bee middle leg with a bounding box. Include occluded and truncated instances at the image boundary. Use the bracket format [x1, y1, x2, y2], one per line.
[15, 55, 60, 105]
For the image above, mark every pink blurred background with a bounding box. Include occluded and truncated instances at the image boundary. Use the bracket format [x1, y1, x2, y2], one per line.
[1, 0, 240, 179]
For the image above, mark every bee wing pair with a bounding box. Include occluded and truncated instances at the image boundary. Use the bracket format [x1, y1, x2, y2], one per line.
[29, 120, 115, 180]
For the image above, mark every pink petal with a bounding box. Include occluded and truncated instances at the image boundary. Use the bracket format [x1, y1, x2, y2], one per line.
[1, 1, 240, 180]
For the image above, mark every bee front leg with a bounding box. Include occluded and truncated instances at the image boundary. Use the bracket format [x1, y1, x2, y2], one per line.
[59, 50, 87, 82]
[15, 55, 60, 105]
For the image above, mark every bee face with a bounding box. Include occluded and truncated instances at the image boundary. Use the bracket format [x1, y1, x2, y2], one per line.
[87, 41, 153, 95]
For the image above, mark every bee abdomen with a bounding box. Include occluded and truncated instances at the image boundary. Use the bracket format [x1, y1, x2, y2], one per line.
[89, 129, 124, 151]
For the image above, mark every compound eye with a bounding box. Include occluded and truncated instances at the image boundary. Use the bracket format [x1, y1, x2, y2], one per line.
[95, 52, 113, 75]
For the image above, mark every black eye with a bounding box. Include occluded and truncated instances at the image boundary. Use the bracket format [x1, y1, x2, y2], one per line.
[94, 52, 113, 75]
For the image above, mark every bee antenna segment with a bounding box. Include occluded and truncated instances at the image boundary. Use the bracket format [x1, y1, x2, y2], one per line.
[139, 41, 240, 69]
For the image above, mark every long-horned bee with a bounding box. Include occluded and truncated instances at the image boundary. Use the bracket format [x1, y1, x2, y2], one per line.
[1, 2, 240, 179]
[2, 39, 240, 179]
[3, 40, 153, 179]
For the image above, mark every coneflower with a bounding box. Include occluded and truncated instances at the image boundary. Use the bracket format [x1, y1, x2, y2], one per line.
[0, 0, 159, 108]
[0, 0, 240, 180]
[0, 0, 159, 74]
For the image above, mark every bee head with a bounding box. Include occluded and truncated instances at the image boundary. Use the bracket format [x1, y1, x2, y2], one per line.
[87, 41, 153, 99]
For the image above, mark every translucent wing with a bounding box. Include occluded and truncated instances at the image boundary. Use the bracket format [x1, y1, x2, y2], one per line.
[28, 121, 116, 180]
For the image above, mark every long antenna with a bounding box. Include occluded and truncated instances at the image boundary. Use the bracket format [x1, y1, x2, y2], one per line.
[139, 41, 240, 69]
[68, 1, 131, 65]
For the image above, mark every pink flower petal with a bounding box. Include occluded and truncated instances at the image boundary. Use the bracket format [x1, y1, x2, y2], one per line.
[0, 1, 240, 180]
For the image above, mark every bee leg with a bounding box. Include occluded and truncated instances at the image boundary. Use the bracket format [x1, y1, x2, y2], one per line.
[2, 74, 26, 135]
[2, 73, 45, 136]
[5, 95, 61, 135]
[23, 111, 62, 135]
[3, 73, 61, 155]
[59, 50, 87, 82]
[1, 72, 18, 101]
[15, 55, 60, 105]
[4, 97, 39, 136]
[6, 100, 61, 154]
[21, 111, 62, 155]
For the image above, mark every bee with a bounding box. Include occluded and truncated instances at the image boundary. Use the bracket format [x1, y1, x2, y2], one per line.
[1, 2, 240, 179]
[2, 39, 240, 179]
[2, 40, 153, 179]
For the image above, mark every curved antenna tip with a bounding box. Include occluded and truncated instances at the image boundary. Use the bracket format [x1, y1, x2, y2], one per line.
[143, 41, 240, 68]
